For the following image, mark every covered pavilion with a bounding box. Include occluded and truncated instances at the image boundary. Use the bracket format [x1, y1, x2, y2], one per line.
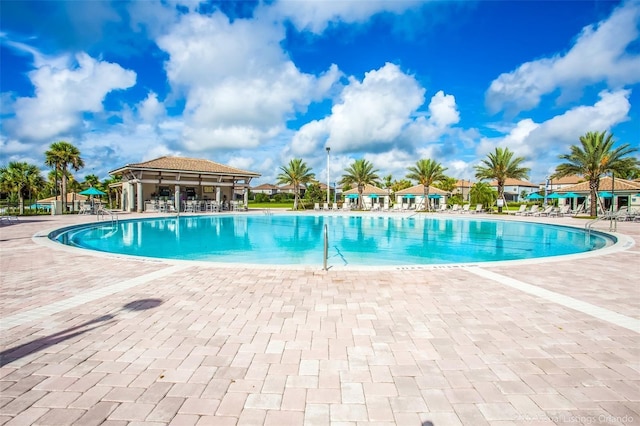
[109, 156, 261, 213]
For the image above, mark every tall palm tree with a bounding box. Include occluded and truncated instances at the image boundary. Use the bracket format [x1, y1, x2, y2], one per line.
[102, 175, 121, 209]
[0, 162, 45, 214]
[44, 141, 84, 212]
[406, 159, 448, 210]
[474, 147, 529, 213]
[340, 159, 380, 210]
[554, 131, 639, 217]
[83, 174, 100, 189]
[277, 158, 315, 210]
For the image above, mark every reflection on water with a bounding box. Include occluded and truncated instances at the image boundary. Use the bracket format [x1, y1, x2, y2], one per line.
[55, 215, 612, 266]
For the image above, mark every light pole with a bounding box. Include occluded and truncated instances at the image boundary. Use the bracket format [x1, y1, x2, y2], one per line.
[326, 146, 331, 205]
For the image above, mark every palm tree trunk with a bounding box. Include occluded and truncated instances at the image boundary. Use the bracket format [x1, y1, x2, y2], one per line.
[424, 186, 429, 211]
[19, 194, 24, 215]
[293, 189, 298, 210]
[61, 167, 68, 213]
[358, 184, 364, 209]
[497, 184, 504, 213]
[589, 179, 598, 217]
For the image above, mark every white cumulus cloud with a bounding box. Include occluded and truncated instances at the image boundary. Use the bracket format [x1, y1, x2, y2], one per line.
[265, 0, 422, 34]
[12, 52, 136, 140]
[156, 12, 340, 151]
[486, 0, 640, 114]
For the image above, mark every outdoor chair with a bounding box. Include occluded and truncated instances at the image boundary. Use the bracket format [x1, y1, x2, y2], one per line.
[471, 204, 484, 214]
[459, 204, 471, 213]
[523, 205, 540, 216]
[510, 205, 527, 215]
[314, 203, 320, 211]
[332, 203, 338, 211]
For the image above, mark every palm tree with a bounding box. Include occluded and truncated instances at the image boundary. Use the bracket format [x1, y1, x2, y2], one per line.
[469, 182, 497, 210]
[83, 174, 100, 189]
[277, 158, 315, 210]
[0, 162, 45, 214]
[474, 147, 529, 213]
[554, 131, 639, 217]
[102, 175, 121, 209]
[340, 159, 380, 210]
[406, 159, 448, 210]
[44, 141, 84, 212]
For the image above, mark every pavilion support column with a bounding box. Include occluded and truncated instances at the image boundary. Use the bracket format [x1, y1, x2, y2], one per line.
[244, 189, 248, 208]
[136, 181, 143, 213]
[216, 187, 221, 203]
[127, 182, 135, 213]
[174, 185, 181, 212]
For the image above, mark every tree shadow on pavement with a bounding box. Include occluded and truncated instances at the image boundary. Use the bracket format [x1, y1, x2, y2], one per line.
[0, 298, 163, 367]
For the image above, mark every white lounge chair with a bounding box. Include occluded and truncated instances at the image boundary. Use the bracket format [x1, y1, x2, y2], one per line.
[449, 204, 460, 213]
[332, 202, 338, 211]
[471, 204, 484, 214]
[549, 205, 570, 217]
[535, 206, 555, 216]
[323, 202, 329, 211]
[523, 205, 539, 216]
[459, 204, 470, 213]
[314, 203, 320, 211]
[510, 205, 527, 215]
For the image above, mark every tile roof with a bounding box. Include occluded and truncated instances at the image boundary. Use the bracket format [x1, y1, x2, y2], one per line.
[395, 184, 447, 195]
[488, 178, 538, 187]
[112, 156, 260, 177]
[38, 192, 89, 203]
[252, 183, 279, 190]
[557, 176, 640, 192]
[343, 184, 388, 195]
[545, 175, 584, 185]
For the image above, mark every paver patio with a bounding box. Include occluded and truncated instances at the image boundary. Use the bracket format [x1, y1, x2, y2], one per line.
[0, 212, 638, 425]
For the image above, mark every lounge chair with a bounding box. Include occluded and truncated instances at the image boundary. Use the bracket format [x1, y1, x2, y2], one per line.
[535, 206, 555, 217]
[436, 204, 447, 213]
[323, 202, 329, 211]
[523, 205, 539, 216]
[509, 205, 527, 215]
[314, 203, 320, 211]
[459, 204, 470, 213]
[449, 204, 460, 213]
[332, 202, 338, 211]
[79, 203, 92, 215]
[549, 205, 570, 217]
[471, 204, 483, 214]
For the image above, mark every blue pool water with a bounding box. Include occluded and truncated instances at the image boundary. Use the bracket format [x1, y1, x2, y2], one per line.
[51, 214, 612, 266]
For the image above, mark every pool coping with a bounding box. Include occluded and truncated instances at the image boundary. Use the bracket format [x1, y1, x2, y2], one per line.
[32, 211, 634, 272]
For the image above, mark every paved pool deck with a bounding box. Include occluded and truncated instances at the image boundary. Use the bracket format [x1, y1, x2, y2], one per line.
[0, 211, 638, 425]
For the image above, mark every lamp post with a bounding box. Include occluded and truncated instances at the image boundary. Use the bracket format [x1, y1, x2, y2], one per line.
[326, 146, 331, 205]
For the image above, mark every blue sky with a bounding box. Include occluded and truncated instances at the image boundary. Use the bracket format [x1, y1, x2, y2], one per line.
[1, 0, 639, 186]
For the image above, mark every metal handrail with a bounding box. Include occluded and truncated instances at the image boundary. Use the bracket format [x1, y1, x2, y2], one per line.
[323, 223, 328, 271]
[96, 208, 118, 226]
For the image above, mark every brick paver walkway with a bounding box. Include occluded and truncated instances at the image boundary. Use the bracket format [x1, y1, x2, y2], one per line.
[0, 212, 638, 425]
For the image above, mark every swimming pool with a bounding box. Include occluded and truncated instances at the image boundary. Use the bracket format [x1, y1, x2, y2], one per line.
[51, 214, 613, 267]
